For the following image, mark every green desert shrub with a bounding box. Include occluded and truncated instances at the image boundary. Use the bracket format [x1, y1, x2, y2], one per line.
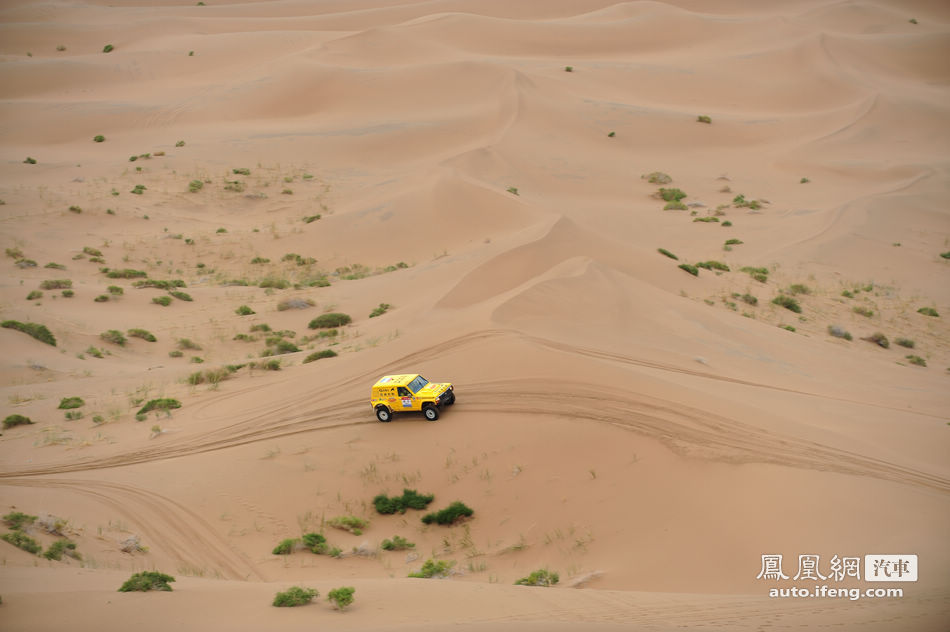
[102, 44, 114, 53]
[277, 298, 314, 311]
[258, 277, 290, 289]
[771, 295, 801, 313]
[169, 290, 192, 302]
[786, 284, 810, 295]
[301, 533, 328, 554]
[188, 180, 203, 193]
[24, 157, 37, 164]
[852, 306, 874, 318]
[327, 516, 368, 535]
[177, 338, 201, 350]
[421, 501, 473, 526]
[724, 239, 743, 246]
[100, 330, 127, 346]
[27, 290, 43, 300]
[374, 489, 435, 515]
[272, 586, 317, 607]
[250, 256, 270, 264]
[69, 205, 82, 214]
[133, 279, 185, 290]
[107, 285, 124, 295]
[940, 251, 950, 260]
[58, 396, 85, 409]
[1, 531, 42, 555]
[40, 279, 71, 290]
[917, 307, 939, 317]
[137, 398, 181, 416]
[262, 339, 299, 356]
[864, 332, 889, 349]
[94, 294, 110, 303]
[696, 261, 729, 272]
[732, 194, 762, 210]
[381, 535, 415, 551]
[168, 350, 183, 358]
[514, 569, 559, 586]
[309, 313, 351, 329]
[905, 354, 926, 367]
[128, 328, 156, 342]
[408, 559, 454, 579]
[233, 304, 255, 316]
[741, 266, 768, 283]
[86, 346, 104, 358]
[327, 586, 355, 610]
[232, 168, 251, 176]
[93, 135, 105, 143]
[303, 349, 337, 363]
[827, 325, 852, 341]
[303, 214, 321, 223]
[696, 115, 712, 124]
[692, 216, 719, 223]
[678, 264, 698, 276]
[3, 511, 37, 530]
[272, 538, 299, 555]
[657, 248, 678, 260]
[895, 338, 915, 349]
[43, 539, 79, 561]
[658, 188, 686, 202]
[118, 571, 175, 592]
[369, 303, 391, 318]
[1, 320, 56, 346]
[105, 268, 147, 279]
[65, 411, 83, 421]
[738, 293, 757, 306]
[152, 296, 172, 306]
[642, 171, 671, 184]
[62, 289, 74, 298]
[251, 359, 281, 371]
[44, 262, 66, 270]
[130, 184, 146, 195]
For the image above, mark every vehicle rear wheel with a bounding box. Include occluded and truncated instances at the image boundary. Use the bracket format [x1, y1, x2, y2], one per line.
[376, 407, 392, 422]
[423, 405, 439, 421]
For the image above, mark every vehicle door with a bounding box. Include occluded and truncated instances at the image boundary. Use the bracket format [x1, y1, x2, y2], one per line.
[396, 386, 419, 411]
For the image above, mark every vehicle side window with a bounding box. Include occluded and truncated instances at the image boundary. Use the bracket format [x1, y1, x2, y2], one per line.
[397, 387, 411, 397]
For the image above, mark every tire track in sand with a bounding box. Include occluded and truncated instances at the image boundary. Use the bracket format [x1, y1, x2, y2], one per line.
[0, 477, 263, 581]
[1, 330, 945, 494]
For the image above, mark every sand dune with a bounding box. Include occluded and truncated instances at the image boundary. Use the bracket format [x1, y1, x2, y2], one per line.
[1, 0, 948, 630]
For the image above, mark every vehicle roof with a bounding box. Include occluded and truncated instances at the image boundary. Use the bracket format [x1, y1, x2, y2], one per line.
[373, 374, 420, 388]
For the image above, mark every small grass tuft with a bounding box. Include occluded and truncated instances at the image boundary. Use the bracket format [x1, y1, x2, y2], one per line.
[895, 338, 915, 349]
[771, 296, 801, 313]
[657, 248, 678, 260]
[369, 303, 391, 318]
[678, 264, 698, 276]
[696, 115, 712, 124]
[515, 569, 559, 586]
[917, 307, 939, 317]
[235, 305, 255, 316]
[128, 328, 157, 342]
[152, 296, 172, 307]
[100, 330, 127, 346]
[828, 325, 852, 341]
[409, 559, 455, 579]
[863, 332, 889, 349]
[381, 535, 415, 551]
[905, 355, 926, 367]
[1, 531, 42, 555]
[272, 538, 299, 555]
[852, 306, 874, 318]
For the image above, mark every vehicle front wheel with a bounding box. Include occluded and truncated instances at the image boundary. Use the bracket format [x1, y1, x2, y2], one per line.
[423, 405, 439, 421]
[376, 407, 392, 422]
[445, 391, 455, 406]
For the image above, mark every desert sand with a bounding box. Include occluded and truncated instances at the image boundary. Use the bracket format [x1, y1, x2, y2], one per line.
[1, 0, 948, 630]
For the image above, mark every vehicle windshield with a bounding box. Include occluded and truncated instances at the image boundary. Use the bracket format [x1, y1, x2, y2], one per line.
[407, 376, 429, 394]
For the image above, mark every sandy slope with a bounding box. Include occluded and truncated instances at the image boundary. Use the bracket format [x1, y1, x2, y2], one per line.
[1, 0, 948, 630]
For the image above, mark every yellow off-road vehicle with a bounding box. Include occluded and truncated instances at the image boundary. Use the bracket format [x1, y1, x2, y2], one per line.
[371, 374, 455, 422]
